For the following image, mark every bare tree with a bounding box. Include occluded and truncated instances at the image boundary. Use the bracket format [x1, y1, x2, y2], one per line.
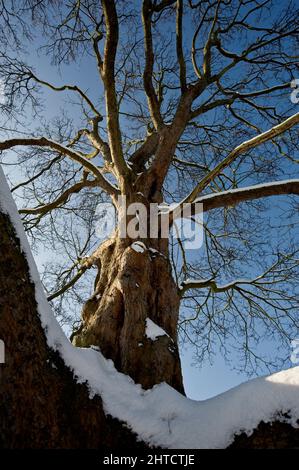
[0, 0, 299, 392]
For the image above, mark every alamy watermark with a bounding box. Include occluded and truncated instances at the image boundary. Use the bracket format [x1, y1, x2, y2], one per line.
[290, 339, 299, 365]
[95, 197, 203, 250]
[0, 79, 5, 105]
[290, 79, 299, 104]
[0, 339, 5, 364]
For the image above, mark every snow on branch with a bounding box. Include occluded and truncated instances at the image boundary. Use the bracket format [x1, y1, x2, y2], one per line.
[181, 112, 299, 204]
[194, 179, 299, 213]
[180, 277, 256, 295]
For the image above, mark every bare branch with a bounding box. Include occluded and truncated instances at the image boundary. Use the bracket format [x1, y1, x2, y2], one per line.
[11, 154, 62, 193]
[0, 137, 119, 196]
[142, 0, 164, 130]
[30, 72, 101, 117]
[19, 179, 99, 216]
[47, 265, 89, 302]
[190, 83, 291, 119]
[101, 0, 130, 187]
[182, 112, 299, 204]
[176, 0, 186, 92]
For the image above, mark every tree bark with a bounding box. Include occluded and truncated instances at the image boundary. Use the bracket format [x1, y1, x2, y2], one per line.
[230, 420, 299, 448]
[72, 233, 184, 394]
[0, 210, 147, 449]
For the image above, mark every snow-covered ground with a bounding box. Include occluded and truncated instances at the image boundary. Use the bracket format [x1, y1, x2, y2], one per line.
[1, 164, 299, 449]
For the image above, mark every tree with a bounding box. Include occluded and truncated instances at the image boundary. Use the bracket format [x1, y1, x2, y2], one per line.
[0, 0, 299, 396]
[2, 166, 299, 449]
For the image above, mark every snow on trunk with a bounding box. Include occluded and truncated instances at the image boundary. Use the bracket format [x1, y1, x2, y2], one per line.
[145, 318, 169, 341]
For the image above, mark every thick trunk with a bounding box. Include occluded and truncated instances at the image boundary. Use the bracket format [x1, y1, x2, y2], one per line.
[0, 210, 146, 448]
[72, 235, 184, 393]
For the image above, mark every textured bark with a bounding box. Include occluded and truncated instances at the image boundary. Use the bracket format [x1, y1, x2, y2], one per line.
[230, 420, 299, 449]
[72, 234, 184, 393]
[0, 210, 147, 449]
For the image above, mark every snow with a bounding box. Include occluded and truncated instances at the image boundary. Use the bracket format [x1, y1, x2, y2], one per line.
[1, 164, 299, 449]
[131, 241, 147, 253]
[180, 278, 213, 288]
[194, 179, 299, 204]
[145, 318, 169, 341]
[149, 247, 166, 258]
[180, 277, 256, 290]
[158, 179, 299, 216]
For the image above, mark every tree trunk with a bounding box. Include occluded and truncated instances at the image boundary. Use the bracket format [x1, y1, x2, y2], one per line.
[0, 209, 147, 448]
[72, 233, 184, 394]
